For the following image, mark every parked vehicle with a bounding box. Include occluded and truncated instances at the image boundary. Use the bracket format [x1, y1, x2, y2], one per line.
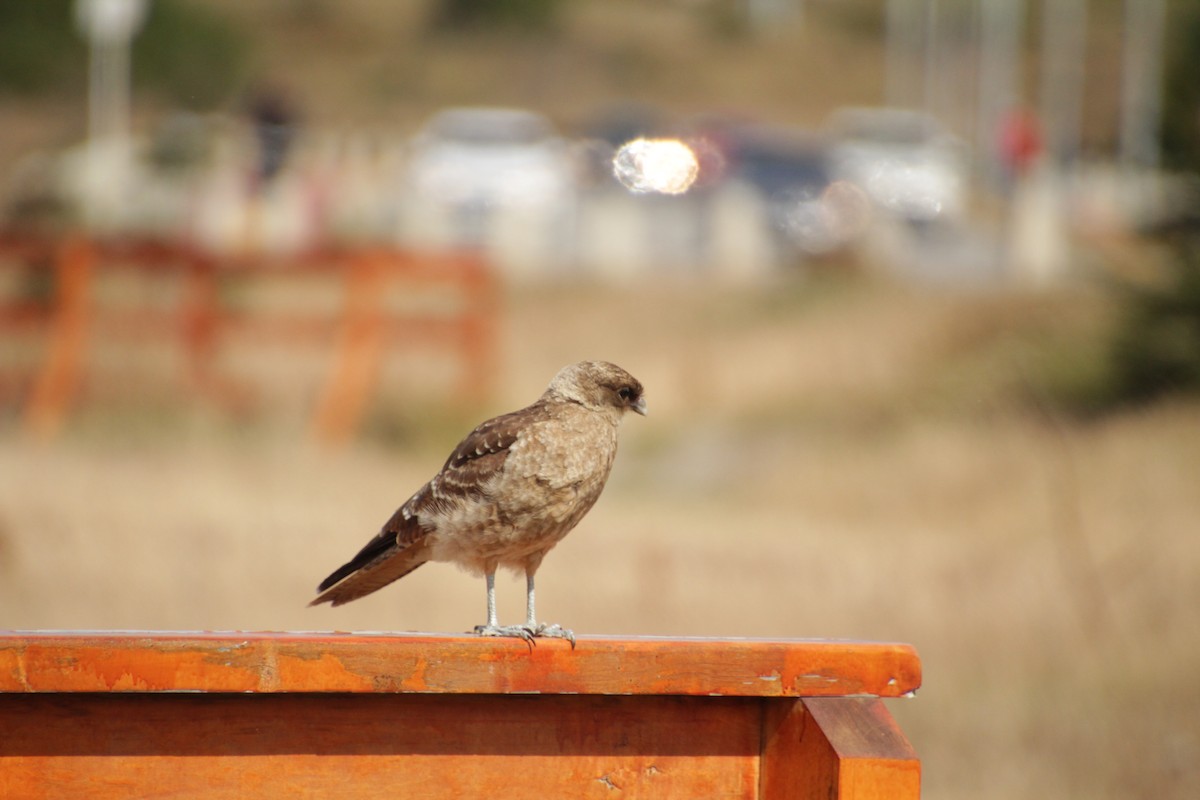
[399, 107, 576, 248]
[710, 121, 860, 257]
[826, 107, 967, 224]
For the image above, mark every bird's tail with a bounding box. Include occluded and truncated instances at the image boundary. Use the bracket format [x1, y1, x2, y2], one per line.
[309, 534, 428, 607]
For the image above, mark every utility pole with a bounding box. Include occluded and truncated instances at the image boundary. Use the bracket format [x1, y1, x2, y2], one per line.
[886, 0, 923, 109]
[74, 0, 147, 229]
[1119, 0, 1167, 170]
[977, 0, 1026, 179]
[1039, 0, 1088, 167]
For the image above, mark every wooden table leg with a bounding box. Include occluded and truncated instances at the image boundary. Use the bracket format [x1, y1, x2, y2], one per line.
[760, 696, 920, 800]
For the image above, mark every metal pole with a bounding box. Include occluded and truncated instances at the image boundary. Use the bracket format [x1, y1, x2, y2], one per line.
[1039, 0, 1089, 167]
[1119, 0, 1167, 169]
[977, 0, 1026, 177]
[923, 0, 941, 118]
[75, 0, 146, 228]
[886, 0, 922, 108]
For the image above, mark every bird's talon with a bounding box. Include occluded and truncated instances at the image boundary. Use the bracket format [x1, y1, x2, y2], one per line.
[534, 623, 577, 648]
[474, 624, 537, 645]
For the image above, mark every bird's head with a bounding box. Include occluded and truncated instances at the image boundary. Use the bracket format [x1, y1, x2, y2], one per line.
[548, 361, 647, 419]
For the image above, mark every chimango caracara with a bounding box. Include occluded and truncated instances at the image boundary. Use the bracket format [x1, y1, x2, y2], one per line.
[310, 361, 646, 645]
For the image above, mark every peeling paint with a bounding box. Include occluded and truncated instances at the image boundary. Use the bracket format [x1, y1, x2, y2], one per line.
[799, 673, 839, 683]
[596, 774, 621, 791]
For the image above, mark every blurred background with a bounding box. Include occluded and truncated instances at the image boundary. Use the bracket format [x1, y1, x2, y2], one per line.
[2, 1, 1199, 797]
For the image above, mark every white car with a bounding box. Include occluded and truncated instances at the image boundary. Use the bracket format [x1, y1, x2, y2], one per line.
[400, 107, 576, 248]
[827, 107, 967, 224]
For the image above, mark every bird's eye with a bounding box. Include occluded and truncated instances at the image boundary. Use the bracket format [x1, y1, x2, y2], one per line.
[618, 387, 636, 401]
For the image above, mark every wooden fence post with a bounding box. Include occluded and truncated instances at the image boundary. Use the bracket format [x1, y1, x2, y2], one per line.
[180, 250, 221, 397]
[310, 249, 388, 444]
[457, 249, 497, 400]
[22, 236, 93, 439]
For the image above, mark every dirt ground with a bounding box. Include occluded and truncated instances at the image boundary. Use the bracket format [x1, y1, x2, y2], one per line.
[2, 277, 1197, 799]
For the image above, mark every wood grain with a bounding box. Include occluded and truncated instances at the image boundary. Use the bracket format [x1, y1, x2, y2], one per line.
[0, 631, 921, 697]
[759, 697, 921, 800]
[0, 694, 762, 799]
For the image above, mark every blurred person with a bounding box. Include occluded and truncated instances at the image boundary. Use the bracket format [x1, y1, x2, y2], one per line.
[997, 106, 1043, 194]
[245, 82, 301, 190]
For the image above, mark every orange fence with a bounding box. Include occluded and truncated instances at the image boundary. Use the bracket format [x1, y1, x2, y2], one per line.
[0, 632, 921, 798]
[0, 233, 498, 442]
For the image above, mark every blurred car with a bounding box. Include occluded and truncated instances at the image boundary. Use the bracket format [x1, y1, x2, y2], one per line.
[708, 121, 861, 257]
[400, 107, 576, 246]
[826, 107, 967, 224]
[573, 103, 670, 186]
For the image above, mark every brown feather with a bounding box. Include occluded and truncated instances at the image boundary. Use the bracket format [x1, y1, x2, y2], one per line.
[309, 544, 428, 607]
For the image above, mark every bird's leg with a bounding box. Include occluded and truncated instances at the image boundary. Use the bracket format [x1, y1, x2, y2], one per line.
[486, 569, 499, 627]
[473, 568, 534, 644]
[524, 568, 536, 628]
[526, 567, 576, 648]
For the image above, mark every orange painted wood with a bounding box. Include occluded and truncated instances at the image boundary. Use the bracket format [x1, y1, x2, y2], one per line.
[0, 234, 499, 441]
[818, 696, 921, 799]
[0, 632, 921, 697]
[180, 254, 221, 395]
[456, 249, 498, 399]
[761, 698, 813, 798]
[311, 252, 389, 444]
[0, 633, 921, 798]
[22, 236, 92, 439]
[760, 697, 920, 800]
[0, 694, 763, 799]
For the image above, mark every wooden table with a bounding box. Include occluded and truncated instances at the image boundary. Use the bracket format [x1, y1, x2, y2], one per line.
[0, 632, 922, 798]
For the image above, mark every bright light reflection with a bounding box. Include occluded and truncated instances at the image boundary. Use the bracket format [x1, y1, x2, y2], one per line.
[612, 138, 699, 195]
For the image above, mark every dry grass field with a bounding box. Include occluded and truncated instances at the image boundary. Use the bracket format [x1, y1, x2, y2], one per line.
[2, 274, 1198, 799]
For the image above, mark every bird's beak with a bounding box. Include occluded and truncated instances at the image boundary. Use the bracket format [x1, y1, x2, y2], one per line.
[632, 397, 648, 416]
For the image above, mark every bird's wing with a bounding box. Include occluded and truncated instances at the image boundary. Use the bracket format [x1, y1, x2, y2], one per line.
[428, 410, 529, 503]
[310, 405, 547, 607]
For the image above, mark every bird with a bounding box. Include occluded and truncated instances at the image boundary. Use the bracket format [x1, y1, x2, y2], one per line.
[310, 360, 646, 645]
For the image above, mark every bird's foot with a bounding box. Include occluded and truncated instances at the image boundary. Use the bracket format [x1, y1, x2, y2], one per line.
[534, 623, 576, 649]
[474, 624, 536, 645]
